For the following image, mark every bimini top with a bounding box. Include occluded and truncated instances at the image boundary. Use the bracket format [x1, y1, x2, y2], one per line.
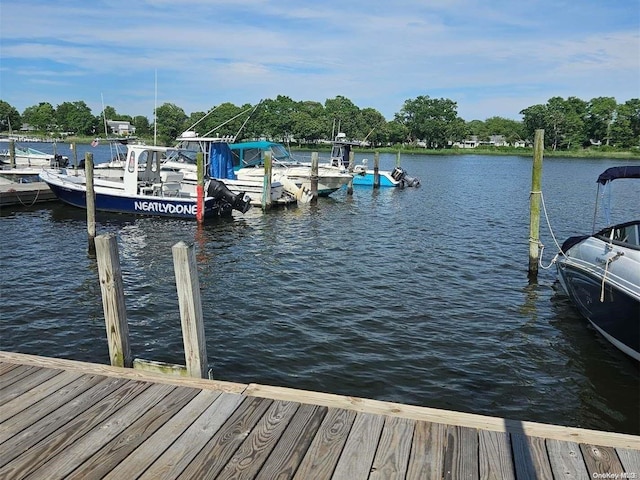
[597, 166, 640, 184]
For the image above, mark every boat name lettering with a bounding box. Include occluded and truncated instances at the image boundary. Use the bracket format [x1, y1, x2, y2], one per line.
[134, 201, 196, 215]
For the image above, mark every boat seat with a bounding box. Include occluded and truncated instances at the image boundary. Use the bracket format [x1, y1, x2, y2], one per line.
[157, 171, 183, 196]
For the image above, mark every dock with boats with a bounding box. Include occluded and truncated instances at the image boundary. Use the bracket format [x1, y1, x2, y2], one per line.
[1, 350, 639, 479]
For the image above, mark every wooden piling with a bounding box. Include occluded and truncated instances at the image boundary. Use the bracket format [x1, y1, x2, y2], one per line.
[310, 151, 319, 205]
[347, 150, 355, 195]
[85, 152, 96, 255]
[396, 150, 401, 167]
[9, 139, 15, 168]
[262, 151, 273, 210]
[95, 234, 132, 368]
[373, 152, 380, 189]
[528, 129, 544, 277]
[172, 241, 208, 378]
[196, 152, 204, 223]
[72, 142, 78, 173]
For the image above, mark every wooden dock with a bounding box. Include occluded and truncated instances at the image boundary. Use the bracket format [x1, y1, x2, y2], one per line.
[1, 351, 638, 479]
[0, 181, 58, 207]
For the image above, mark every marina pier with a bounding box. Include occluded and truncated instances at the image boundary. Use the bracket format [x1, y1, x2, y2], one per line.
[1, 350, 639, 479]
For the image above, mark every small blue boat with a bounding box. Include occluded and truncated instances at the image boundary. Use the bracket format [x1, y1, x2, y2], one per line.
[329, 134, 420, 188]
[39, 143, 251, 220]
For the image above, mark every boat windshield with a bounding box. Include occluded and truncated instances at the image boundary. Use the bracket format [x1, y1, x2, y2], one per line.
[165, 149, 198, 165]
[270, 144, 291, 162]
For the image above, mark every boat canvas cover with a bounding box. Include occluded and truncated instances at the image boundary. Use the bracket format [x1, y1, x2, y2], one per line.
[597, 166, 640, 184]
[209, 142, 236, 180]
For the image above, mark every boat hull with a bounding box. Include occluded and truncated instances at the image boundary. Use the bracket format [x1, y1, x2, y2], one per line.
[556, 231, 640, 361]
[351, 171, 399, 187]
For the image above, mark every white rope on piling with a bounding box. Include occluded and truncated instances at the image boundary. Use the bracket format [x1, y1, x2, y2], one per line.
[532, 190, 565, 270]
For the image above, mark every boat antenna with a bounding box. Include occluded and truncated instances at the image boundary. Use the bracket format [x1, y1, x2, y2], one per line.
[100, 93, 116, 160]
[185, 105, 221, 133]
[233, 102, 261, 140]
[202, 106, 255, 138]
[154, 69, 158, 145]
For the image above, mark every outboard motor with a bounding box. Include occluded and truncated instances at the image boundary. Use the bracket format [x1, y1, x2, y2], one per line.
[50, 154, 69, 168]
[206, 178, 251, 214]
[391, 166, 420, 187]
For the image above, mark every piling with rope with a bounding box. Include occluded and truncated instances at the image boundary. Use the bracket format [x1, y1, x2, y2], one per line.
[373, 152, 380, 189]
[347, 150, 355, 195]
[528, 129, 544, 277]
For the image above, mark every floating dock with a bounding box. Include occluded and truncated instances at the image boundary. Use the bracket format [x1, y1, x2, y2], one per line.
[0, 181, 58, 207]
[1, 351, 638, 479]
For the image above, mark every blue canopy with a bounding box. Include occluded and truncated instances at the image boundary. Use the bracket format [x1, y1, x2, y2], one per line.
[208, 142, 236, 180]
[596, 166, 640, 184]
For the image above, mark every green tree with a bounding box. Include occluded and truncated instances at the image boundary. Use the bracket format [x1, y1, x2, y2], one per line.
[56, 101, 96, 135]
[154, 103, 187, 145]
[397, 95, 461, 148]
[324, 96, 361, 140]
[483, 116, 526, 145]
[290, 101, 326, 143]
[0, 100, 21, 132]
[610, 99, 640, 148]
[21, 102, 56, 132]
[132, 115, 151, 136]
[359, 108, 387, 146]
[586, 97, 617, 145]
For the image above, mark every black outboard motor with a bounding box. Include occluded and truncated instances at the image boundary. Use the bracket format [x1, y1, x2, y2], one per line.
[391, 166, 420, 187]
[50, 154, 69, 168]
[206, 178, 251, 213]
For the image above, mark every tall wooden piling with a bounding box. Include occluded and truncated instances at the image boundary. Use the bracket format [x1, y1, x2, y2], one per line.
[373, 152, 380, 189]
[196, 152, 205, 223]
[528, 129, 544, 277]
[347, 150, 355, 195]
[85, 152, 96, 255]
[310, 151, 319, 205]
[172, 241, 208, 378]
[95, 234, 132, 368]
[396, 150, 401, 167]
[72, 142, 78, 173]
[9, 139, 15, 168]
[262, 151, 273, 210]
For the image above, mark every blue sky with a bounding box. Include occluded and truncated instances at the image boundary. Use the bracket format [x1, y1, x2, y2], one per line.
[1, 0, 638, 122]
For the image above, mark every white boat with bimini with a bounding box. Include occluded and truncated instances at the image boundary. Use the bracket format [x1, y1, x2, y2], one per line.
[169, 131, 303, 205]
[553, 165, 640, 361]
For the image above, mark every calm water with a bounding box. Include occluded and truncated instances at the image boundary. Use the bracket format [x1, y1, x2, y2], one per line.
[1, 142, 638, 435]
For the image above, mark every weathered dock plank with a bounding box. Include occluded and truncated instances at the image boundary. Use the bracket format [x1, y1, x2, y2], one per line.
[0, 181, 57, 206]
[0, 350, 638, 480]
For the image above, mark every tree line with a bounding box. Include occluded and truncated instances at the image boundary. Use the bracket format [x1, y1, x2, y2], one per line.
[0, 94, 638, 150]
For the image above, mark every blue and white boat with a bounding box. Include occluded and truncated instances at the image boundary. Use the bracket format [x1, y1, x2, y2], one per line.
[168, 131, 303, 205]
[39, 143, 251, 220]
[554, 166, 640, 361]
[229, 140, 352, 196]
[329, 134, 420, 188]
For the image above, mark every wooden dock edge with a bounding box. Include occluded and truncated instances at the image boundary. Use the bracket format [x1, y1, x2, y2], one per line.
[2, 350, 638, 450]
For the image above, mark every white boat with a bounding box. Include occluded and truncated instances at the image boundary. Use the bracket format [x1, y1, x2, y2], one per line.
[39, 143, 251, 220]
[329, 133, 420, 188]
[228, 140, 353, 196]
[170, 132, 304, 206]
[553, 166, 640, 361]
[0, 144, 69, 169]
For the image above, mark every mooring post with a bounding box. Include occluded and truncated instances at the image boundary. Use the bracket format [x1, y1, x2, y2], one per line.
[528, 129, 544, 277]
[310, 151, 319, 204]
[396, 150, 401, 168]
[172, 241, 208, 378]
[9, 139, 15, 168]
[85, 152, 96, 255]
[262, 151, 273, 210]
[95, 234, 132, 368]
[72, 142, 78, 174]
[196, 152, 204, 223]
[373, 152, 380, 188]
[347, 150, 355, 195]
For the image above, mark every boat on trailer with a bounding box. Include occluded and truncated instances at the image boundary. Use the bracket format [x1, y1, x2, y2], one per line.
[553, 165, 640, 361]
[39, 143, 251, 220]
